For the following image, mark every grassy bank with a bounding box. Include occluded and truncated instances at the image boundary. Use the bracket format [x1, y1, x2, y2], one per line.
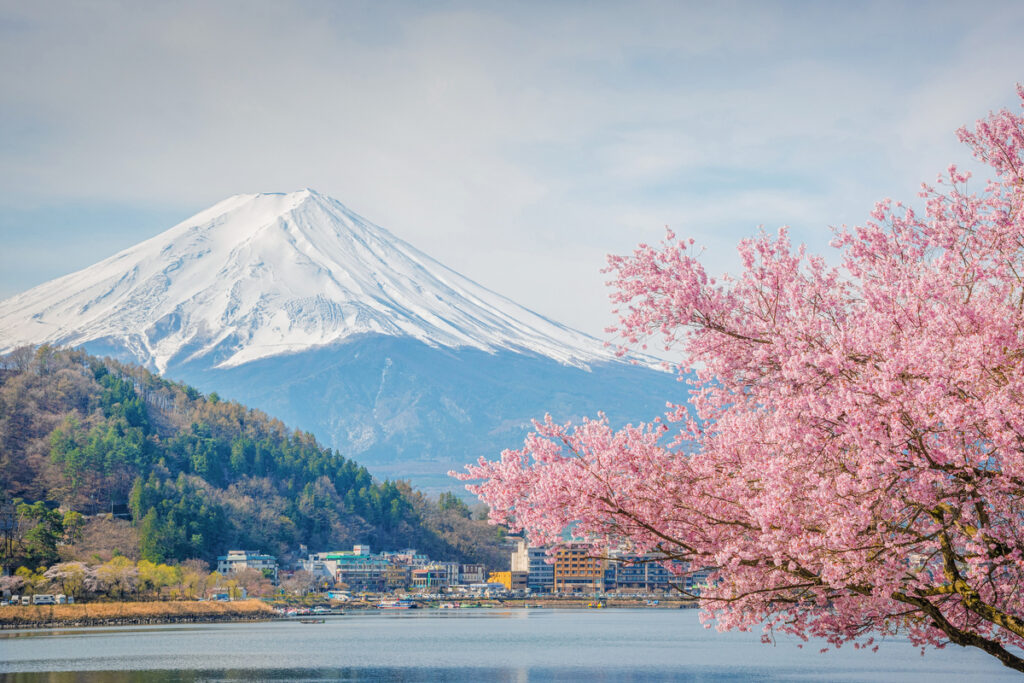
[0, 599, 276, 629]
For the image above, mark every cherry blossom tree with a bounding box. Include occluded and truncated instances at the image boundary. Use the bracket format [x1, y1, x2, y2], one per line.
[457, 88, 1024, 672]
[44, 562, 97, 600]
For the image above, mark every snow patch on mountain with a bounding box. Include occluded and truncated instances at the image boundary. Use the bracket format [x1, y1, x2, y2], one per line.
[0, 190, 623, 372]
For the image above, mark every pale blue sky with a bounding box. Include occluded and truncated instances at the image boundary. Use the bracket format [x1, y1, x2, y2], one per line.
[2, 1, 1023, 338]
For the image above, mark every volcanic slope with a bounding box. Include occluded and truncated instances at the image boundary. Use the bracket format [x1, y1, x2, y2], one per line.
[0, 190, 682, 490]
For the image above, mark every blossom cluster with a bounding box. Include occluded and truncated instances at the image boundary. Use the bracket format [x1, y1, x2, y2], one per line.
[456, 87, 1024, 668]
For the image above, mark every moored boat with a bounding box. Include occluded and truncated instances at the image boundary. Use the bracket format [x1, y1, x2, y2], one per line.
[377, 598, 417, 609]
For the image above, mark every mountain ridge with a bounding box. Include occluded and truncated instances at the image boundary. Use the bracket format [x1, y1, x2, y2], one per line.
[0, 190, 680, 492]
[0, 189, 623, 373]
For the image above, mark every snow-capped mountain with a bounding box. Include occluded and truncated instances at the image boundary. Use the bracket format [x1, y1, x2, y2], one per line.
[0, 189, 616, 372]
[0, 190, 682, 492]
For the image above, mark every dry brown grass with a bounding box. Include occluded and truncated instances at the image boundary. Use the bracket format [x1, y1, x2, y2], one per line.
[0, 599, 275, 628]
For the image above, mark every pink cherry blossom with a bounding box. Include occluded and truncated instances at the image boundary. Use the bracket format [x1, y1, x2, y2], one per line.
[455, 86, 1024, 673]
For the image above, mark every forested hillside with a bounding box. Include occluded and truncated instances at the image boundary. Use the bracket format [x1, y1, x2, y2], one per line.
[0, 346, 506, 569]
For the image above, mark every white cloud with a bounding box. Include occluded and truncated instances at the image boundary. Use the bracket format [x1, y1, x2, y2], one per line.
[2, 1, 1023, 336]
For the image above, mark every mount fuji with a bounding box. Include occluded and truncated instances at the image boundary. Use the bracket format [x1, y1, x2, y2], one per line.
[0, 190, 682, 490]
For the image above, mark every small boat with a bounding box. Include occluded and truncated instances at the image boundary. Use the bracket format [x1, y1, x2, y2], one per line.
[298, 618, 325, 624]
[377, 598, 417, 610]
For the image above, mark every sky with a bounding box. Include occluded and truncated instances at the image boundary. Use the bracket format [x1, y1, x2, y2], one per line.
[2, 0, 1023, 340]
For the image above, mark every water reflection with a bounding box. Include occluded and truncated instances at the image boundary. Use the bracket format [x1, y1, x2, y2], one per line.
[1, 668, 775, 682]
[0, 609, 1018, 682]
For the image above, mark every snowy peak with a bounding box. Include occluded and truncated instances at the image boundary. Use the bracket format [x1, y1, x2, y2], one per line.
[0, 190, 617, 372]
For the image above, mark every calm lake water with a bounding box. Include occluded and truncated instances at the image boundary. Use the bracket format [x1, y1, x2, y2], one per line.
[0, 608, 1019, 682]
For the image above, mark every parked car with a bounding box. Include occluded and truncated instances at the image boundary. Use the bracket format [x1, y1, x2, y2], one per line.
[33, 594, 56, 605]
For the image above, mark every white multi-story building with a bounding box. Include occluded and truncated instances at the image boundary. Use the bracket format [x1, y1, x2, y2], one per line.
[439, 561, 460, 586]
[459, 563, 486, 584]
[217, 550, 279, 581]
[511, 539, 554, 593]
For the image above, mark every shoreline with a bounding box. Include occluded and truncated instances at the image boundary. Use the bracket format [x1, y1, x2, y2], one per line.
[338, 597, 698, 610]
[1, 597, 696, 630]
[496, 598, 697, 609]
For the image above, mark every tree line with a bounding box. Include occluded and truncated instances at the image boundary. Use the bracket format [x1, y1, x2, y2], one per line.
[1, 346, 507, 573]
[1, 556, 272, 603]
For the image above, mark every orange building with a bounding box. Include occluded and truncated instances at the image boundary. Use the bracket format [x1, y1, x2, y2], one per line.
[487, 571, 528, 590]
[553, 545, 606, 593]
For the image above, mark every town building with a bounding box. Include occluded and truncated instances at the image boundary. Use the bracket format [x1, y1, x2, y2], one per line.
[486, 570, 528, 591]
[459, 563, 486, 585]
[216, 550, 279, 581]
[296, 556, 336, 584]
[381, 549, 430, 567]
[299, 545, 451, 592]
[289, 541, 711, 598]
[438, 561, 460, 587]
[553, 545, 605, 593]
[510, 539, 554, 593]
[384, 564, 411, 591]
[607, 551, 684, 592]
[325, 546, 389, 592]
[683, 567, 713, 595]
[411, 565, 449, 589]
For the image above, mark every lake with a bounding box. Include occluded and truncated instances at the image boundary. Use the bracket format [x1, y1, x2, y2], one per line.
[0, 608, 1019, 682]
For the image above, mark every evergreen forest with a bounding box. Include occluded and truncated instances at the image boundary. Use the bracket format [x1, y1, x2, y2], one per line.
[0, 346, 506, 571]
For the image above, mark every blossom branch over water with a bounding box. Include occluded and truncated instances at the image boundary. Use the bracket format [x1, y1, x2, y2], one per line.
[456, 86, 1024, 673]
